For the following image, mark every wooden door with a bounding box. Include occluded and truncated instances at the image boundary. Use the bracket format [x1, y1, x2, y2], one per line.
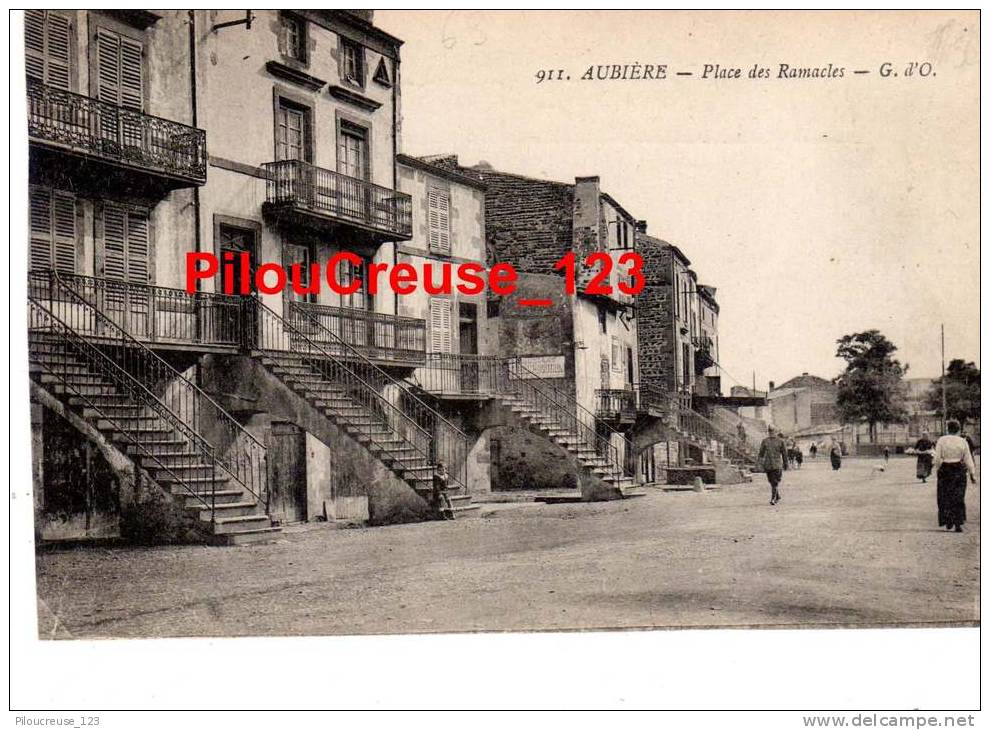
[269, 422, 307, 523]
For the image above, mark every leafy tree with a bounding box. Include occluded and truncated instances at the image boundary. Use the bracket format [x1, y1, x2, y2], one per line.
[833, 330, 908, 442]
[926, 359, 981, 427]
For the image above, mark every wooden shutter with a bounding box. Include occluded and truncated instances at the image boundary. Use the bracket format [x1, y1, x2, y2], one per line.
[29, 187, 76, 274]
[429, 298, 453, 354]
[29, 187, 54, 271]
[96, 29, 143, 110]
[102, 203, 149, 283]
[428, 189, 450, 255]
[25, 10, 72, 89]
[52, 193, 77, 274]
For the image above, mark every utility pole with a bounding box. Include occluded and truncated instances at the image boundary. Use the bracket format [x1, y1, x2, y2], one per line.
[941, 324, 947, 433]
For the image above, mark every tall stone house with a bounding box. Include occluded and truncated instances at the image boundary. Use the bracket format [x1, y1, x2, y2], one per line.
[25, 11, 652, 544]
[414, 160, 643, 494]
[26, 10, 496, 543]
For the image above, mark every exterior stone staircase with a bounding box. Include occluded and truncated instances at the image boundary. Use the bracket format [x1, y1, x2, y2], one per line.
[28, 329, 278, 546]
[495, 360, 639, 498]
[254, 302, 479, 517]
[639, 385, 756, 483]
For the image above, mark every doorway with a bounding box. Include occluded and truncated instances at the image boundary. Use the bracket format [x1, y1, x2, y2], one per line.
[269, 422, 308, 524]
[458, 302, 479, 392]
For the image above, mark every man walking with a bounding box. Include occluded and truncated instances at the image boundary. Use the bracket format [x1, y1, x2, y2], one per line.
[758, 426, 790, 506]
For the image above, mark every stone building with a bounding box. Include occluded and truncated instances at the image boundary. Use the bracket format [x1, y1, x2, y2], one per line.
[26, 10, 487, 543]
[417, 160, 641, 494]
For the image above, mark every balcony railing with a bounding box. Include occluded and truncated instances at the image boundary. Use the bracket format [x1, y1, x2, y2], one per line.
[264, 159, 413, 240]
[595, 388, 639, 421]
[28, 271, 243, 348]
[418, 353, 498, 396]
[285, 300, 425, 364]
[27, 79, 207, 184]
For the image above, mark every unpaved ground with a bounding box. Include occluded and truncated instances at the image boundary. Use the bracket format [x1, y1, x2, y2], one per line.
[35, 456, 979, 639]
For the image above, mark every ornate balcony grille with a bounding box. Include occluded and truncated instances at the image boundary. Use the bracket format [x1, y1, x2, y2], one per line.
[286, 300, 426, 364]
[264, 159, 413, 239]
[27, 79, 207, 183]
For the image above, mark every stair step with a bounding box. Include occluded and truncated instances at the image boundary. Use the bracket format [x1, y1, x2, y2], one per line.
[213, 526, 282, 546]
[196, 501, 260, 520]
[181, 489, 245, 508]
[212, 514, 274, 534]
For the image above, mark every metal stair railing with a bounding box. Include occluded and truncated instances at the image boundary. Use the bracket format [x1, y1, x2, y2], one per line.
[252, 299, 471, 493]
[29, 298, 223, 516]
[28, 270, 269, 513]
[639, 384, 756, 464]
[495, 358, 631, 484]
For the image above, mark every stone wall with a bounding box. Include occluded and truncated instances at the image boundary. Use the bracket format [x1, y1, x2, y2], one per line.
[636, 236, 677, 392]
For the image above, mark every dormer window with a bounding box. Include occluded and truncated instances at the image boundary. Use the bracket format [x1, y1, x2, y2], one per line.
[340, 37, 364, 87]
[280, 12, 306, 64]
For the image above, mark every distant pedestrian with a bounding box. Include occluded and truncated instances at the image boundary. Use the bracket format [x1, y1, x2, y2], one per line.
[883, 446, 890, 463]
[933, 420, 977, 533]
[913, 432, 935, 483]
[829, 440, 842, 471]
[809, 443, 818, 459]
[758, 426, 790, 506]
[432, 462, 454, 520]
[787, 439, 803, 469]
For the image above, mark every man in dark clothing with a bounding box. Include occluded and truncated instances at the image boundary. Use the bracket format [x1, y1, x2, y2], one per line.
[758, 426, 790, 506]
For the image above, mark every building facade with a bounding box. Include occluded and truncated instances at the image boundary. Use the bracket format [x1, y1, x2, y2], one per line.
[26, 10, 487, 542]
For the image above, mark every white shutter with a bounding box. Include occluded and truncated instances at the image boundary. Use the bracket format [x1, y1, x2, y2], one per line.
[428, 189, 451, 255]
[25, 10, 72, 89]
[429, 298, 453, 354]
[437, 191, 450, 254]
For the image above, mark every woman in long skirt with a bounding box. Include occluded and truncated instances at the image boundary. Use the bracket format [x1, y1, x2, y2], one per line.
[913, 432, 935, 483]
[829, 440, 842, 471]
[933, 420, 977, 532]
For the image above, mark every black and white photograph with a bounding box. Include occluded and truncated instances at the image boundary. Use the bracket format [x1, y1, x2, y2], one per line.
[8, 8, 981, 716]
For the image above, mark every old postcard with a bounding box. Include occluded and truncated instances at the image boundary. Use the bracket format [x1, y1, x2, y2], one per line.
[11, 8, 980, 712]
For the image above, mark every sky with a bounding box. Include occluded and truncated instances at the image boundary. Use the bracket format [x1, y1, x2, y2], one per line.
[376, 10, 980, 390]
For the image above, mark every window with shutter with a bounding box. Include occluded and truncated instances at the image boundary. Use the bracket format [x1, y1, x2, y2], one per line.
[28, 187, 77, 274]
[428, 188, 451, 255]
[25, 10, 72, 90]
[611, 336, 621, 372]
[429, 298, 453, 354]
[95, 28, 143, 110]
[101, 203, 150, 283]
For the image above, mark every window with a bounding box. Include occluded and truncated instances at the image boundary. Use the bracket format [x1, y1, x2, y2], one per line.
[611, 336, 621, 372]
[336, 120, 368, 180]
[94, 28, 143, 110]
[616, 219, 629, 249]
[25, 10, 72, 90]
[284, 243, 313, 303]
[681, 342, 691, 388]
[275, 99, 309, 161]
[101, 202, 150, 284]
[280, 13, 306, 63]
[428, 188, 451, 254]
[29, 186, 76, 274]
[597, 305, 607, 334]
[340, 37, 364, 87]
[338, 255, 372, 311]
[429, 298, 453, 354]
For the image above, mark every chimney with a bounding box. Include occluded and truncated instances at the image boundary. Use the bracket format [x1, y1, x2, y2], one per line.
[635, 220, 648, 233]
[768, 381, 775, 391]
[572, 176, 602, 254]
[802, 372, 808, 376]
